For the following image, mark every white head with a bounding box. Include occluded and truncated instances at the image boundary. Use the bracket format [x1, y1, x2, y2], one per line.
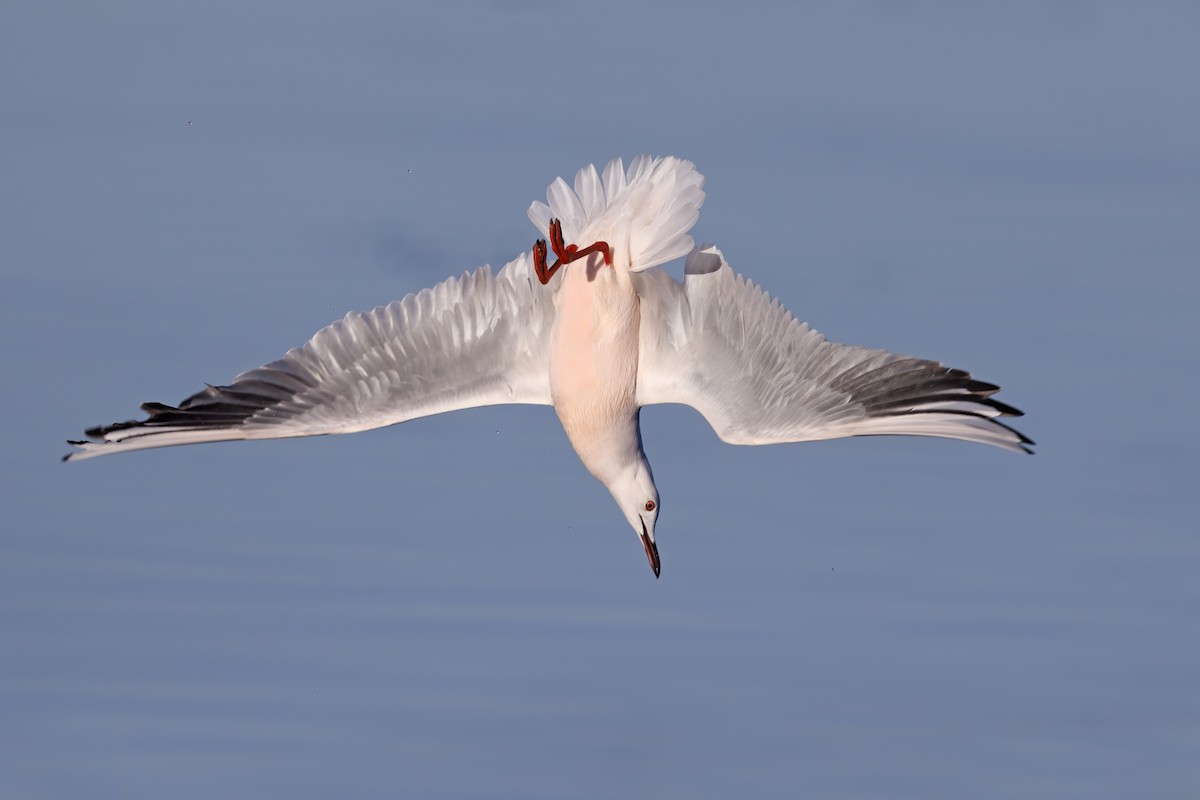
[605, 457, 662, 578]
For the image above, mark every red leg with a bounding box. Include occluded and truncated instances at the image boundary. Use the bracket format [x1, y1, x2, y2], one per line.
[548, 219, 612, 267]
[532, 218, 613, 285]
[565, 240, 612, 265]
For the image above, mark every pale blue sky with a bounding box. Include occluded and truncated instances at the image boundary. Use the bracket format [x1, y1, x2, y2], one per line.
[3, 2, 1198, 798]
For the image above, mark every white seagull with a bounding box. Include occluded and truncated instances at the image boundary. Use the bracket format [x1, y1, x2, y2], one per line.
[66, 156, 1032, 577]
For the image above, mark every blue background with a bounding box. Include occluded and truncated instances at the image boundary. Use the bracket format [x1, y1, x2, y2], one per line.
[3, 2, 1197, 797]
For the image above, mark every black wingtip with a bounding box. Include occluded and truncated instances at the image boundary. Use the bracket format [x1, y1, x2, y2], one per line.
[988, 415, 1037, 454]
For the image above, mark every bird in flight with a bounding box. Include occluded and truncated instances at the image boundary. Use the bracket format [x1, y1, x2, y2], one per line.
[66, 156, 1032, 577]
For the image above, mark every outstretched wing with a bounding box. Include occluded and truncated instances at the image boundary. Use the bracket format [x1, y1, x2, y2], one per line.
[66, 252, 557, 461]
[635, 245, 1033, 453]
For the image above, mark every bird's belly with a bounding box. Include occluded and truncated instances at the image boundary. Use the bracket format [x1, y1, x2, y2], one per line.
[549, 268, 641, 478]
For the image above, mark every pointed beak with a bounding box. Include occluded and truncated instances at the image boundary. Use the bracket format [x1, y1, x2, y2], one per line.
[639, 517, 661, 579]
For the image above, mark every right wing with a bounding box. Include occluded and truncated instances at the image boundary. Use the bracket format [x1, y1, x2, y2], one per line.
[635, 245, 1032, 453]
[65, 252, 558, 461]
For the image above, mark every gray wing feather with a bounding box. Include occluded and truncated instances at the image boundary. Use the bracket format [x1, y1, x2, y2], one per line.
[635, 246, 1032, 453]
[66, 253, 556, 461]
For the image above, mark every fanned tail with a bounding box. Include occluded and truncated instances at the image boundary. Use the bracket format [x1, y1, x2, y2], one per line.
[528, 155, 705, 272]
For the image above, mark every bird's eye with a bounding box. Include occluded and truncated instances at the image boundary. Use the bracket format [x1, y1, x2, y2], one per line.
[644, 500, 656, 512]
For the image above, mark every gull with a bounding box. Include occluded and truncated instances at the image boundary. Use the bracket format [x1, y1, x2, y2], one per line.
[66, 155, 1032, 577]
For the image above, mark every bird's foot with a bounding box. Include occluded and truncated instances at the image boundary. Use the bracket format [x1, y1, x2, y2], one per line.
[532, 238, 556, 284]
[532, 218, 612, 285]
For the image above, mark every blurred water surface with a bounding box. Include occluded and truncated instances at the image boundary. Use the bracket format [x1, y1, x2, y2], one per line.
[2, 3, 1197, 798]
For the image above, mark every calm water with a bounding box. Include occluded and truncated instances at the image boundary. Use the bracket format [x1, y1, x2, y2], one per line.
[3, 3, 1198, 798]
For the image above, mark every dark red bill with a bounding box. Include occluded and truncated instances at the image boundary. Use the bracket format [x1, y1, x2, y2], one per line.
[639, 518, 660, 579]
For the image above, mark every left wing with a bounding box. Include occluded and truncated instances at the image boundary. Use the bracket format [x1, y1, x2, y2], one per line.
[635, 245, 1032, 453]
[66, 253, 557, 461]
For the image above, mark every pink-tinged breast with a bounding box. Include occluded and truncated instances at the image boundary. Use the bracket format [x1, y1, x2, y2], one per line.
[549, 263, 643, 481]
